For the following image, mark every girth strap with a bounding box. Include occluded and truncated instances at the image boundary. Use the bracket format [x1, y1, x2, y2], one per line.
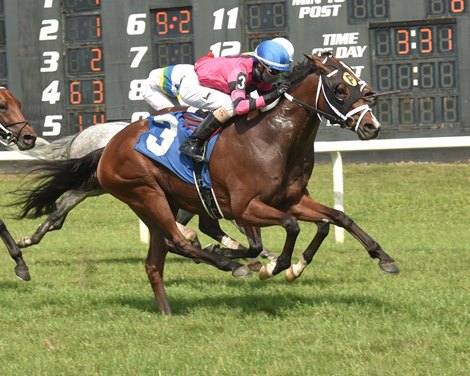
[192, 162, 224, 220]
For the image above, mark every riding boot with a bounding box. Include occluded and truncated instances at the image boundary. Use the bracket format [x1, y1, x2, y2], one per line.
[179, 112, 222, 162]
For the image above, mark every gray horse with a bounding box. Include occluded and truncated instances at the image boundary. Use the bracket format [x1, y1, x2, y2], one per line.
[11, 122, 275, 268]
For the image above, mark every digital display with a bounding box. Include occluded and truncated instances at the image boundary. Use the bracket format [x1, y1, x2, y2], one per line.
[1, 0, 467, 140]
[66, 47, 104, 74]
[63, 0, 101, 11]
[246, 2, 287, 31]
[0, 19, 4, 45]
[373, 23, 455, 57]
[151, 7, 194, 67]
[0, 51, 6, 79]
[154, 42, 193, 66]
[428, 0, 466, 15]
[64, 15, 102, 42]
[389, 95, 459, 125]
[151, 7, 192, 38]
[67, 111, 106, 132]
[375, 61, 457, 92]
[371, 19, 459, 127]
[0, 2, 5, 84]
[67, 79, 105, 105]
[349, 0, 389, 21]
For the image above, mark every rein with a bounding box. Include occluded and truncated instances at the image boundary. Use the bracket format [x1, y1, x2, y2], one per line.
[0, 120, 30, 145]
[283, 92, 349, 126]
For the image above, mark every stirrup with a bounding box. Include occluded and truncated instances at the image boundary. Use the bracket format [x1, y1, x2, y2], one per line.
[180, 141, 207, 163]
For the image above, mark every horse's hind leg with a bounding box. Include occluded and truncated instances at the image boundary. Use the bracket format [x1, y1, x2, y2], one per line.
[198, 214, 264, 271]
[0, 219, 30, 281]
[18, 189, 101, 248]
[146, 227, 172, 315]
[232, 223, 278, 263]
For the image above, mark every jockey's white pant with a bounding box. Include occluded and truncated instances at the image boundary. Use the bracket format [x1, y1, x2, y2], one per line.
[178, 70, 236, 117]
[142, 85, 180, 111]
[142, 65, 193, 111]
[142, 64, 235, 116]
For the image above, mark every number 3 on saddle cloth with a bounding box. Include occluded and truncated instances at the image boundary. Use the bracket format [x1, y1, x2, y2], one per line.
[134, 112, 224, 219]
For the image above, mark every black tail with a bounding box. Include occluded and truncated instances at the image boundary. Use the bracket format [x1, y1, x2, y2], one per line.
[12, 148, 104, 219]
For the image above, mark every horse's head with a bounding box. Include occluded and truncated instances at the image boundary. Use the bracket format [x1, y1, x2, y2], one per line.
[0, 87, 37, 150]
[307, 54, 380, 140]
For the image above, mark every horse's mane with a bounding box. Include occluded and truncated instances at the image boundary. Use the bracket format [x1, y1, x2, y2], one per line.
[288, 58, 318, 87]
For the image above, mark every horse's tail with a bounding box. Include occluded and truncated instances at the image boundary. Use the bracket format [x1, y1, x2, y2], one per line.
[12, 148, 104, 219]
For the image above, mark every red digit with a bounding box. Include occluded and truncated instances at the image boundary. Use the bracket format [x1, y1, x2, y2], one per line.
[95, 16, 101, 38]
[93, 80, 104, 104]
[70, 81, 81, 105]
[91, 47, 102, 72]
[397, 29, 410, 55]
[419, 27, 432, 54]
[156, 11, 168, 35]
[179, 10, 191, 34]
[451, 0, 465, 13]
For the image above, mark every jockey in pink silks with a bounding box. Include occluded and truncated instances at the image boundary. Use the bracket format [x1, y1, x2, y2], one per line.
[178, 39, 292, 162]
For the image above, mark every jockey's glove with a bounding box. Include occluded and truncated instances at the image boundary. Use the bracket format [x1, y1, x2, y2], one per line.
[276, 81, 290, 95]
[262, 82, 290, 105]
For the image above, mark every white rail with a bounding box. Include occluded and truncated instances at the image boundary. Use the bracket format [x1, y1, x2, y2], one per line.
[315, 136, 470, 243]
[2, 136, 470, 244]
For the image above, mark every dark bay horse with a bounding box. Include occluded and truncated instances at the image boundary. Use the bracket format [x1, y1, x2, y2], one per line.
[0, 87, 37, 280]
[15, 54, 399, 314]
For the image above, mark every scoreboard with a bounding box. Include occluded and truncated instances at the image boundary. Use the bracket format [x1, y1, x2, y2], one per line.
[0, 0, 469, 141]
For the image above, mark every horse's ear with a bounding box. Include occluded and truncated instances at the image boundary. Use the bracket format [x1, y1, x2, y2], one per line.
[304, 53, 329, 74]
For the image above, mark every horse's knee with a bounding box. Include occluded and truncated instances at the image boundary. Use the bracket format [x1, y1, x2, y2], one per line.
[282, 216, 300, 235]
[317, 221, 330, 237]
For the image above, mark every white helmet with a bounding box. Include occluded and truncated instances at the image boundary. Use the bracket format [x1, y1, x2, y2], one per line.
[272, 37, 294, 62]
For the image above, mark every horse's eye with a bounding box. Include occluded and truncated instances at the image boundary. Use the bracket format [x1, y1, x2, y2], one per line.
[0, 102, 7, 111]
[335, 85, 348, 101]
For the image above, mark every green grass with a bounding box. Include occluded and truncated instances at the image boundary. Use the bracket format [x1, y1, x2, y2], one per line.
[0, 163, 469, 375]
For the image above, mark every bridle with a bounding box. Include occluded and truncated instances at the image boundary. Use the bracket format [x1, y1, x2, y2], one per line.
[283, 56, 398, 132]
[0, 120, 31, 146]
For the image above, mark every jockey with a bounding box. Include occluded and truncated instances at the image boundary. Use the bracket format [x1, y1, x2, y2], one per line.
[142, 38, 295, 113]
[178, 40, 291, 162]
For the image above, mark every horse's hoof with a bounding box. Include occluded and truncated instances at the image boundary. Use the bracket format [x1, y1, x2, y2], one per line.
[379, 260, 400, 274]
[259, 263, 275, 280]
[246, 258, 262, 272]
[286, 266, 302, 282]
[15, 265, 31, 281]
[232, 265, 252, 278]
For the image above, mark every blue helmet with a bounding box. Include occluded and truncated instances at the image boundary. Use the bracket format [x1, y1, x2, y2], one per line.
[253, 40, 291, 72]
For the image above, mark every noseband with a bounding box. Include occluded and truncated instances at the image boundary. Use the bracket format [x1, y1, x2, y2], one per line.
[0, 120, 31, 145]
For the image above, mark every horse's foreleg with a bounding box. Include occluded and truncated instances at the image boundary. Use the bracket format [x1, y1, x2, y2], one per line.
[289, 195, 399, 277]
[0, 219, 30, 281]
[240, 199, 300, 280]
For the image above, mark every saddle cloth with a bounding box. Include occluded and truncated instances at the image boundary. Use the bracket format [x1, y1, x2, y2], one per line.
[134, 112, 219, 188]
